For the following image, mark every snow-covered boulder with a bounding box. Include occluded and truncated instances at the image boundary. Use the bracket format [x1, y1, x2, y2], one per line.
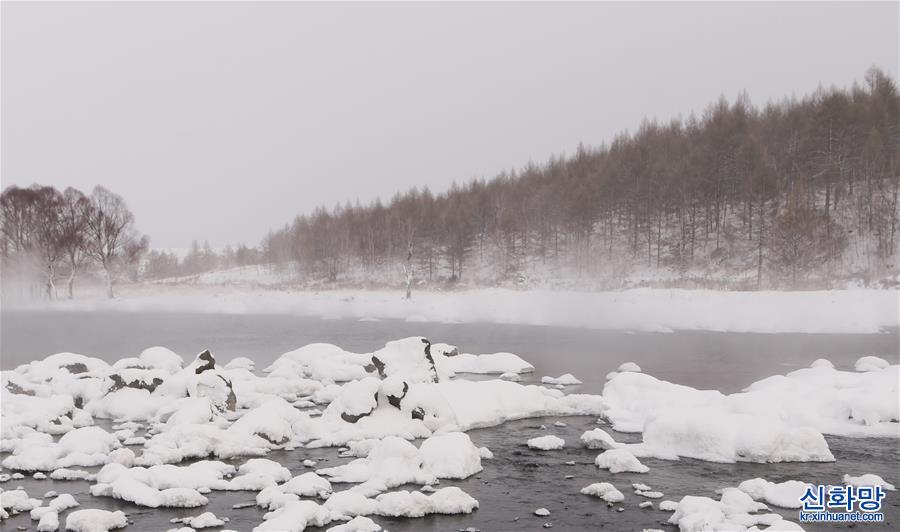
[843, 473, 896, 491]
[527, 435, 565, 450]
[855, 356, 890, 372]
[419, 432, 483, 479]
[666, 488, 800, 532]
[595, 449, 648, 473]
[580, 428, 620, 450]
[581, 482, 625, 502]
[65, 509, 128, 532]
[737, 478, 809, 508]
[370, 337, 439, 384]
[138, 346, 184, 374]
[541, 373, 582, 386]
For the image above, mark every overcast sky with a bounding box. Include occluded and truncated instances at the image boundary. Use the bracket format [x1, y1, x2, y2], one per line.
[2, 2, 898, 248]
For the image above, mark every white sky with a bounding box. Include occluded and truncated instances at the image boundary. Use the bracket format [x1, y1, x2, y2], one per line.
[2, 1, 898, 248]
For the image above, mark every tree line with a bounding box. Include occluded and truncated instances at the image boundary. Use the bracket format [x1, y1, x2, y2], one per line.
[259, 68, 899, 290]
[143, 241, 262, 280]
[0, 185, 147, 298]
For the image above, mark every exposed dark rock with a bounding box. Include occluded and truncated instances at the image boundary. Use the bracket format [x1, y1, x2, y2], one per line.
[386, 381, 409, 409]
[219, 375, 237, 412]
[341, 406, 375, 424]
[422, 338, 439, 383]
[107, 374, 164, 394]
[62, 362, 89, 374]
[370, 355, 386, 378]
[5, 381, 35, 396]
[194, 350, 216, 374]
[411, 407, 425, 420]
[255, 431, 289, 445]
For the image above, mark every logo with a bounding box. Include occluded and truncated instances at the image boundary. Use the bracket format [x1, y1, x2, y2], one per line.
[798, 484, 885, 523]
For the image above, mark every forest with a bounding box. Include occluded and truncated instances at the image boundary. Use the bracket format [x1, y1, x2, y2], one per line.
[255, 68, 900, 290]
[0, 185, 147, 299]
[2, 69, 898, 296]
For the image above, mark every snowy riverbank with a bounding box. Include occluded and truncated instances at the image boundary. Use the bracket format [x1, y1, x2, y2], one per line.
[2, 338, 897, 531]
[9, 286, 898, 334]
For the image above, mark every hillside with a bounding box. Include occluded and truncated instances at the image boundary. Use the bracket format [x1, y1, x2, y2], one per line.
[238, 69, 898, 291]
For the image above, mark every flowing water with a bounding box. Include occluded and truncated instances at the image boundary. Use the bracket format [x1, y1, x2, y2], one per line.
[1, 310, 898, 531]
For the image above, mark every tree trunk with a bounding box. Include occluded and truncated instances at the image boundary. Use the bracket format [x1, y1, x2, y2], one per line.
[104, 266, 115, 299]
[68, 271, 76, 299]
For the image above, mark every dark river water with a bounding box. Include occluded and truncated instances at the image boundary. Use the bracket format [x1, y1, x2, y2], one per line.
[1, 310, 898, 531]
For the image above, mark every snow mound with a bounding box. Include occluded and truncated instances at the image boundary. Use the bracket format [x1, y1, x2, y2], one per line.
[527, 435, 565, 450]
[842, 473, 896, 491]
[436, 351, 534, 377]
[737, 478, 809, 508]
[176, 511, 226, 528]
[855, 356, 890, 372]
[326, 516, 382, 531]
[139, 346, 184, 374]
[618, 362, 642, 373]
[65, 509, 128, 532]
[809, 358, 834, 369]
[580, 428, 620, 450]
[541, 374, 582, 386]
[668, 488, 801, 531]
[580, 482, 624, 502]
[374, 486, 478, 517]
[595, 449, 648, 473]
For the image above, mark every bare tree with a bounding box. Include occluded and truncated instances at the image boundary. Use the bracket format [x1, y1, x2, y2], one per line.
[32, 186, 66, 298]
[60, 187, 91, 298]
[84, 186, 137, 298]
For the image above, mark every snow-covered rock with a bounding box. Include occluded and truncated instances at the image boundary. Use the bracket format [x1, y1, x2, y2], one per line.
[527, 435, 565, 450]
[843, 473, 896, 491]
[618, 362, 642, 373]
[65, 509, 128, 532]
[541, 374, 582, 386]
[580, 428, 620, 450]
[667, 488, 801, 531]
[326, 516, 382, 531]
[580, 482, 624, 502]
[595, 449, 648, 473]
[737, 478, 809, 508]
[855, 356, 890, 372]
